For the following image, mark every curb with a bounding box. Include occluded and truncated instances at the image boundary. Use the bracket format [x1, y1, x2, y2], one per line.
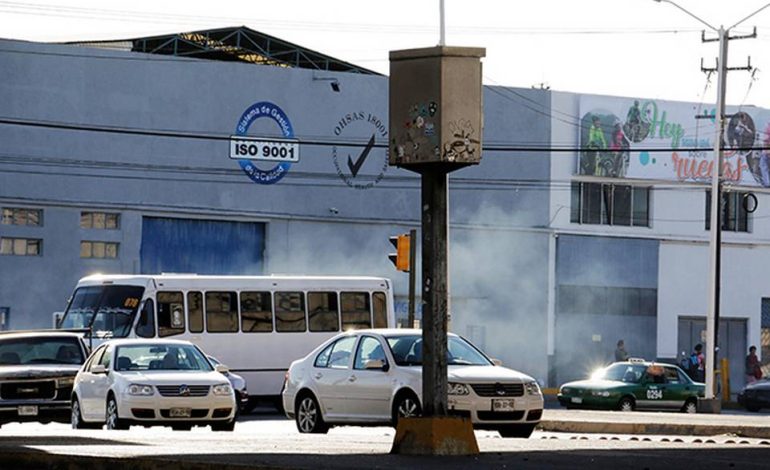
[538, 419, 770, 439]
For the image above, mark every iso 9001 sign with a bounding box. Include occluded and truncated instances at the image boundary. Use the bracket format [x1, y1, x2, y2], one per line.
[229, 136, 300, 163]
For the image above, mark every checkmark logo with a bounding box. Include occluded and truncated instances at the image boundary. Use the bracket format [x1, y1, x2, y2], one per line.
[348, 134, 376, 177]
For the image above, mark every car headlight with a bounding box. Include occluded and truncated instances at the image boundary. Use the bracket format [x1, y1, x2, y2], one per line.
[127, 384, 154, 396]
[448, 382, 470, 395]
[560, 387, 571, 395]
[591, 390, 611, 397]
[212, 383, 233, 396]
[525, 381, 541, 395]
[56, 377, 75, 388]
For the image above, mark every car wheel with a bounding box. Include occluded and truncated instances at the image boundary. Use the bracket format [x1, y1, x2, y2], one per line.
[71, 398, 99, 429]
[211, 420, 236, 432]
[498, 423, 536, 438]
[105, 396, 129, 430]
[682, 399, 697, 414]
[392, 391, 421, 426]
[617, 396, 635, 412]
[746, 404, 761, 412]
[295, 393, 328, 434]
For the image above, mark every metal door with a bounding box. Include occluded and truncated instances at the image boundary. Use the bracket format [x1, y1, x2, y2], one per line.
[677, 317, 747, 398]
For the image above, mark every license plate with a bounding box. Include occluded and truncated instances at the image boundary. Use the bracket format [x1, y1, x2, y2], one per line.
[18, 405, 38, 416]
[492, 399, 516, 412]
[571, 397, 583, 404]
[169, 407, 191, 418]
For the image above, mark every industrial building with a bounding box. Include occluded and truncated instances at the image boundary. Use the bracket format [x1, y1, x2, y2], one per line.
[2, 27, 769, 394]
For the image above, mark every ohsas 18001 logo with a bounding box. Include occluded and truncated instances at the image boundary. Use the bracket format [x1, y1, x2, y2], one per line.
[332, 111, 388, 190]
[229, 102, 299, 185]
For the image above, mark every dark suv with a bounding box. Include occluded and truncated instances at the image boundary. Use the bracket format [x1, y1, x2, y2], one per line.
[0, 331, 88, 427]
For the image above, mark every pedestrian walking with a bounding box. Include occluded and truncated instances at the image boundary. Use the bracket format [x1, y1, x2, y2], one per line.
[615, 339, 629, 362]
[746, 345, 762, 384]
[689, 344, 705, 382]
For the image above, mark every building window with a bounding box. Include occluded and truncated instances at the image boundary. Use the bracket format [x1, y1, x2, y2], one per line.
[570, 181, 649, 227]
[80, 241, 119, 259]
[0, 237, 41, 256]
[2, 207, 42, 226]
[705, 190, 749, 232]
[80, 211, 120, 229]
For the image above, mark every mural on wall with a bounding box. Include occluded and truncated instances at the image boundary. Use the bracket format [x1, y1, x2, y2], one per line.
[578, 97, 770, 187]
[331, 111, 389, 190]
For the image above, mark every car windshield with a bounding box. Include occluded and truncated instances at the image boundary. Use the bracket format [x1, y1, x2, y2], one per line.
[593, 363, 647, 383]
[0, 337, 84, 365]
[114, 344, 213, 372]
[59, 285, 144, 338]
[385, 335, 491, 366]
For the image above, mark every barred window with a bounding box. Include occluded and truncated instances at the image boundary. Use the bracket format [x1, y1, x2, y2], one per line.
[570, 182, 649, 227]
[705, 190, 750, 232]
[2, 207, 42, 226]
[80, 211, 120, 229]
[80, 241, 119, 259]
[0, 238, 41, 256]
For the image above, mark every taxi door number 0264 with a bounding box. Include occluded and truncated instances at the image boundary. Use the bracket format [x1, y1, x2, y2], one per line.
[646, 389, 663, 400]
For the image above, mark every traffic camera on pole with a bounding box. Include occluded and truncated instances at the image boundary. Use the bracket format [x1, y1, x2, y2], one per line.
[388, 234, 410, 272]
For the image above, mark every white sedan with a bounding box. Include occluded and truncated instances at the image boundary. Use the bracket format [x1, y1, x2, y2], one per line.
[71, 339, 236, 431]
[282, 329, 543, 438]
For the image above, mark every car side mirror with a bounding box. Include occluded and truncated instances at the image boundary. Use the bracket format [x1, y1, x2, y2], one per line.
[491, 358, 503, 366]
[215, 364, 229, 374]
[364, 359, 388, 371]
[91, 364, 107, 374]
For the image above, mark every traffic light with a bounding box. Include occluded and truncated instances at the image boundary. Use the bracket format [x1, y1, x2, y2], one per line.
[388, 233, 410, 272]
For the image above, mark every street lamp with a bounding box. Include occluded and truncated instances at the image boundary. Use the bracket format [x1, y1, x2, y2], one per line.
[654, 0, 770, 410]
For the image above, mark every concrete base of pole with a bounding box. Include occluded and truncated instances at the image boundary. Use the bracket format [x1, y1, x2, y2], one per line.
[390, 417, 479, 455]
[697, 398, 722, 414]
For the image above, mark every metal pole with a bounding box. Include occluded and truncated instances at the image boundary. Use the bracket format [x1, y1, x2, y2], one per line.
[439, 0, 446, 46]
[408, 228, 417, 328]
[705, 26, 728, 401]
[421, 168, 449, 417]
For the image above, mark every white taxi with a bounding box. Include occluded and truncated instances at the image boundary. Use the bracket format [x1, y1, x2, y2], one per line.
[71, 339, 236, 431]
[283, 329, 543, 438]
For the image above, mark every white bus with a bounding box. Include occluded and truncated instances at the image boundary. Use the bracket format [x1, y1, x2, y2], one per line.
[56, 274, 395, 407]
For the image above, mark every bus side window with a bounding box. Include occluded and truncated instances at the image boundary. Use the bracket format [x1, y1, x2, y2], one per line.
[340, 292, 371, 330]
[308, 292, 339, 332]
[135, 299, 156, 338]
[188, 291, 203, 333]
[241, 291, 273, 333]
[206, 291, 238, 333]
[275, 292, 306, 332]
[157, 291, 185, 337]
[372, 292, 388, 328]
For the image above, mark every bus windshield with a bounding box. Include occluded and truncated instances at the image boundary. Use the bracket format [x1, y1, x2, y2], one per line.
[59, 285, 144, 338]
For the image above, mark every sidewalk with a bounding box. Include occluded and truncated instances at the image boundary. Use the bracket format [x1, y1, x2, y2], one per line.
[540, 406, 770, 438]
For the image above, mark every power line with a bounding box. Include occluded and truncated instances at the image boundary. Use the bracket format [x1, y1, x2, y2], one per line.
[2, 115, 768, 153]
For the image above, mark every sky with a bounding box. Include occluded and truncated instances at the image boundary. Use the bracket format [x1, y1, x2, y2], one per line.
[2, 0, 770, 107]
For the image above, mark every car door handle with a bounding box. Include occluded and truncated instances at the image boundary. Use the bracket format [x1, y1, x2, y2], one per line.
[314, 373, 323, 380]
[348, 375, 357, 382]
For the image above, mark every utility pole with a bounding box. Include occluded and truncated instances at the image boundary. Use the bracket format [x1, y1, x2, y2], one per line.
[654, 0, 768, 412]
[701, 26, 753, 410]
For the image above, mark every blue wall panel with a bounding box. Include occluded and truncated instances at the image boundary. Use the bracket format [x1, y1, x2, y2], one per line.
[141, 217, 265, 275]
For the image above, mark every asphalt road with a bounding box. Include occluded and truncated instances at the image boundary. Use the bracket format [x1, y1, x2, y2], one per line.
[2, 410, 770, 469]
